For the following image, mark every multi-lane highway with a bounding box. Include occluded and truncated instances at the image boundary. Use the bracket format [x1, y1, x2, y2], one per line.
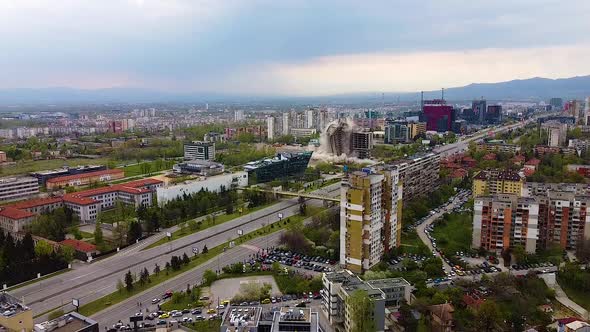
[9, 183, 340, 322]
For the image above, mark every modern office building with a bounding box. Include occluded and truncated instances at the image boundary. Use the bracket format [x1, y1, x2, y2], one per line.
[384, 120, 410, 144]
[45, 169, 124, 190]
[243, 152, 312, 184]
[391, 152, 440, 203]
[0, 176, 40, 201]
[184, 141, 215, 161]
[340, 167, 402, 273]
[472, 99, 487, 124]
[472, 169, 524, 197]
[172, 160, 224, 176]
[423, 100, 455, 132]
[0, 292, 33, 331]
[322, 270, 411, 332]
[486, 105, 502, 123]
[549, 97, 563, 110]
[266, 116, 276, 141]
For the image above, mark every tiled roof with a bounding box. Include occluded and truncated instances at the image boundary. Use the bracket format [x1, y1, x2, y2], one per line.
[123, 178, 163, 188]
[11, 197, 63, 209]
[0, 206, 36, 220]
[60, 239, 97, 253]
[525, 158, 541, 166]
[46, 169, 123, 184]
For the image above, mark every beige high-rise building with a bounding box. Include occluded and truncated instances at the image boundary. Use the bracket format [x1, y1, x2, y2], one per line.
[340, 166, 402, 274]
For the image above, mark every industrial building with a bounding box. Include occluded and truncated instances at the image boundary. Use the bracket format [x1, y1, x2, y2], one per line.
[0, 176, 40, 202]
[391, 152, 440, 203]
[243, 152, 311, 184]
[472, 169, 524, 197]
[340, 166, 402, 273]
[321, 270, 411, 332]
[45, 169, 124, 190]
[184, 141, 215, 161]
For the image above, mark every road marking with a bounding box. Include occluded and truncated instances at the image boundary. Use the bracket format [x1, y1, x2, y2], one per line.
[70, 272, 94, 281]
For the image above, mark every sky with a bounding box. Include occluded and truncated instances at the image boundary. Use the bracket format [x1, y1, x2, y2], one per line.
[1, 0, 590, 96]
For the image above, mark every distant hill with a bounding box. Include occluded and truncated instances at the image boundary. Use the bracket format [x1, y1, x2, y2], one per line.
[0, 75, 589, 105]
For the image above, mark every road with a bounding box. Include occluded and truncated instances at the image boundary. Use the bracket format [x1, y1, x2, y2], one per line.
[415, 192, 468, 273]
[92, 207, 339, 328]
[9, 183, 340, 322]
[433, 112, 556, 157]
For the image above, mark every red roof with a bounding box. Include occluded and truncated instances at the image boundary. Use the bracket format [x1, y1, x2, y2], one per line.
[46, 169, 123, 184]
[558, 317, 581, 325]
[525, 158, 541, 166]
[483, 153, 497, 160]
[60, 239, 97, 253]
[0, 206, 35, 220]
[11, 197, 63, 210]
[451, 169, 468, 178]
[524, 168, 536, 176]
[463, 294, 485, 309]
[123, 178, 163, 188]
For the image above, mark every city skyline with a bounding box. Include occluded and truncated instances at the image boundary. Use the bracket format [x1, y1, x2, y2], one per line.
[2, 1, 590, 96]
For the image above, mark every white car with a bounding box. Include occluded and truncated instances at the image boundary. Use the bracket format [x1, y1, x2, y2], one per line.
[217, 304, 225, 309]
[152, 298, 160, 304]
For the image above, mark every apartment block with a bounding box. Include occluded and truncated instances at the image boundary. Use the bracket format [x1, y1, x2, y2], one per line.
[321, 270, 411, 332]
[476, 141, 521, 154]
[473, 187, 590, 253]
[542, 122, 568, 147]
[408, 122, 427, 139]
[472, 169, 524, 197]
[0, 176, 40, 201]
[184, 141, 215, 161]
[340, 167, 402, 273]
[391, 152, 440, 203]
[351, 131, 374, 159]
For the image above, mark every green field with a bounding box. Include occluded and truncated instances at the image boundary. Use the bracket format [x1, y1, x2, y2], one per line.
[77, 209, 323, 317]
[144, 202, 277, 250]
[431, 212, 473, 255]
[160, 289, 204, 311]
[0, 157, 114, 176]
[121, 159, 175, 177]
[558, 280, 590, 311]
[400, 230, 430, 255]
[182, 319, 221, 332]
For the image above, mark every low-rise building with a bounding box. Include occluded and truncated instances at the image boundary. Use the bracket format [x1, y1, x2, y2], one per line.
[157, 172, 248, 205]
[30, 165, 106, 186]
[34, 312, 98, 332]
[0, 292, 33, 332]
[567, 164, 590, 177]
[0, 176, 40, 202]
[173, 160, 224, 176]
[220, 306, 262, 332]
[271, 307, 318, 332]
[534, 145, 576, 156]
[322, 270, 411, 332]
[45, 169, 124, 190]
[476, 141, 520, 154]
[428, 303, 455, 332]
[290, 128, 317, 138]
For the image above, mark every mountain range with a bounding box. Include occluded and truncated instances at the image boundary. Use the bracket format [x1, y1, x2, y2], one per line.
[0, 75, 589, 106]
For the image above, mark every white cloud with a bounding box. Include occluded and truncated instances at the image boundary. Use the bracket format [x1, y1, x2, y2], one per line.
[234, 45, 590, 95]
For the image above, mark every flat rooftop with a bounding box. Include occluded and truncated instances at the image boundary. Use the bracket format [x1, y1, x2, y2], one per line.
[0, 292, 30, 318]
[221, 306, 262, 332]
[34, 312, 97, 332]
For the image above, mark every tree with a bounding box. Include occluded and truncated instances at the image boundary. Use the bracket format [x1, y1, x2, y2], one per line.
[154, 263, 161, 275]
[59, 246, 75, 263]
[116, 279, 125, 293]
[139, 267, 150, 285]
[512, 245, 527, 264]
[94, 222, 104, 245]
[35, 240, 53, 257]
[182, 253, 190, 265]
[188, 219, 198, 231]
[124, 270, 134, 292]
[203, 269, 217, 286]
[474, 300, 504, 331]
[271, 261, 281, 274]
[202, 245, 208, 254]
[21, 232, 35, 261]
[127, 221, 143, 244]
[298, 196, 307, 216]
[346, 290, 376, 332]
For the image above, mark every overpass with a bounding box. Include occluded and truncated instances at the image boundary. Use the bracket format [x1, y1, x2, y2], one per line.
[253, 187, 341, 202]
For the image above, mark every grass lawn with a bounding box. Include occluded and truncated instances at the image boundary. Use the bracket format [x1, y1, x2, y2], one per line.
[558, 280, 590, 311]
[182, 319, 221, 332]
[431, 212, 472, 255]
[79, 231, 94, 238]
[0, 157, 114, 176]
[121, 160, 175, 177]
[144, 202, 278, 250]
[160, 289, 204, 311]
[400, 230, 429, 255]
[77, 209, 324, 317]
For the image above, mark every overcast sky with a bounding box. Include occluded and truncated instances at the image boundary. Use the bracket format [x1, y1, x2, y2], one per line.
[1, 0, 590, 96]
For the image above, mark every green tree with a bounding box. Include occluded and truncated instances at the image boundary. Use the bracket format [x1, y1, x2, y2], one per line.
[94, 222, 104, 244]
[116, 279, 125, 293]
[346, 290, 376, 332]
[203, 269, 217, 286]
[474, 300, 504, 331]
[124, 270, 134, 292]
[59, 245, 75, 263]
[35, 240, 53, 257]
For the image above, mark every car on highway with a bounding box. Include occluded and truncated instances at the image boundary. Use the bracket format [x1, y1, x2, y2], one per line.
[151, 298, 160, 304]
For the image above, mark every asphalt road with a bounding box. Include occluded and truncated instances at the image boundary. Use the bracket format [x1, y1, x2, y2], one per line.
[415, 193, 468, 273]
[9, 183, 340, 322]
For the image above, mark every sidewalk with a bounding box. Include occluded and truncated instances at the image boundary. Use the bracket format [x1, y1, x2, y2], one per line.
[540, 274, 589, 320]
